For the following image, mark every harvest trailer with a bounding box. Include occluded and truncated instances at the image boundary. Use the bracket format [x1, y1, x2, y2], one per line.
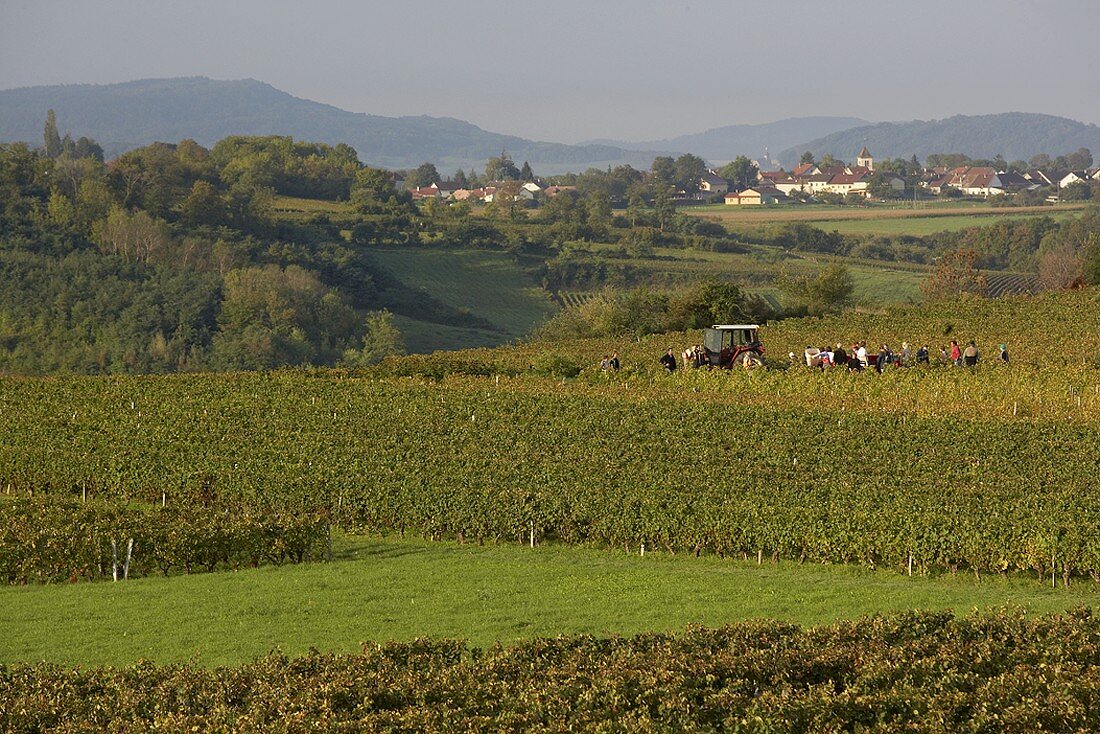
[703, 324, 765, 368]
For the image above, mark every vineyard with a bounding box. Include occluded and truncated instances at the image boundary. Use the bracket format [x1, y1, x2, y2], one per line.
[3, 364, 1100, 583]
[0, 496, 328, 584]
[985, 272, 1040, 298]
[3, 610, 1100, 731]
[3, 288, 1100, 729]
[379, 287, 1100, 381]
[2, 290, 1100, 586]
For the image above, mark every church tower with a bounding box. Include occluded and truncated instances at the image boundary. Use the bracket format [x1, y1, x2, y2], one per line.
[857, 146, 874, 171]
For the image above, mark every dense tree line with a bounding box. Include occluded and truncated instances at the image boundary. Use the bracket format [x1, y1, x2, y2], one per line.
[769, 209, 1100, 280]
[0, 114, 418, 374]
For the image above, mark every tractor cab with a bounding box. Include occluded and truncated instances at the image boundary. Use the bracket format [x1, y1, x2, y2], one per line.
[703, 324, 765, 368]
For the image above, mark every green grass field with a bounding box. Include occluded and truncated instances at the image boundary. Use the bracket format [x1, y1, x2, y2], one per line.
[370, 248, 557, 351]
[681, 201, 1085, 238]
[575, 244, 927, 306]
[798, 210, 1077, 236]
[2, 534, 1093, 667]
[390, 315, 512, 352]
[271, 195, 354, 218]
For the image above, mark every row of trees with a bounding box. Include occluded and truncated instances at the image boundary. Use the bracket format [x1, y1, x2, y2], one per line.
[404, 156, 537, 190]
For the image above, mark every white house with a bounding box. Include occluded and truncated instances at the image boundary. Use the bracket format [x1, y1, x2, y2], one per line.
[960, 168, 999, 197]
[1060, 171, 1090, 188]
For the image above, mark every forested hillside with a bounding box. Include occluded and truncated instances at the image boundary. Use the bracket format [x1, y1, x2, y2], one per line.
[0, 131, 430, 373]
[0, 78, 659, 172]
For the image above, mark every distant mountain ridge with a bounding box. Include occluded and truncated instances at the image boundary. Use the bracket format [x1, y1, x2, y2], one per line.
[3, 80, 1097, 175]
[586, 117, 871, 163]
[778, 113, 1100, 167]
[0, 77, 668, 173]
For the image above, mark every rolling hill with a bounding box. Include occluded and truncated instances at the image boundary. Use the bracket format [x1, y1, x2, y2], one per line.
[778, 112, 1100, 166]
[587, 116, 869, 163]
[0, 77, 665, 173]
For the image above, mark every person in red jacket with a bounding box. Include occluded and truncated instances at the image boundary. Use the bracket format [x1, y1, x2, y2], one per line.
[949, 339, 962, 366]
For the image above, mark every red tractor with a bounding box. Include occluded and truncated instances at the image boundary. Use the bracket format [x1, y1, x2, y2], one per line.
[702, 324, 765, 368]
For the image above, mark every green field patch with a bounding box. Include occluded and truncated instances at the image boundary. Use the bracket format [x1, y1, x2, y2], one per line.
[390, 314, 513, 352]
[372, 248, 557, 351]
[271, 195, 354, 216]
[800, 210, 1078, 237]
[561, 245, 926, 307]
[1, 535, 1093, 667]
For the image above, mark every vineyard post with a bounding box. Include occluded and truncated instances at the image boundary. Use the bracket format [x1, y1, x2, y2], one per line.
[529, 522, 534, 548]
[161, 492, 166, 507]
[757, 549, 763, 566]
[641, 542, 645, 557]
[1052, 553, 1056, 589]
[123, 539, 133, 580]
[908, 551, 913, 577]
[82, 484, 86, 502]
[111, 540, 118, 582]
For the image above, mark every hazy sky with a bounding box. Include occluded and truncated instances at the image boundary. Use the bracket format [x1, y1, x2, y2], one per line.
[2, 0, 1097, 143]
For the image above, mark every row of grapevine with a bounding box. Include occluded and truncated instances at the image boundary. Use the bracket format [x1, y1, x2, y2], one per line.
[3, 610, 1098, 731]
[985, 272, 1040, 297]
[0, 495, 329, 584]
[2, 371, 1099, 581]
[370, 287, 1100, 379]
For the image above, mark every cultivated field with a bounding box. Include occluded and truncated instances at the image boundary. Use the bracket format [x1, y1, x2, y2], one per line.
[683, 201, 1086, 225]
[4, 288, 1100, 729]
[797, 210, 1077, 236]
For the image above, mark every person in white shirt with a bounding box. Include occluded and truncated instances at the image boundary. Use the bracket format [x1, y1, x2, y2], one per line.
[855, 342, 868, 368]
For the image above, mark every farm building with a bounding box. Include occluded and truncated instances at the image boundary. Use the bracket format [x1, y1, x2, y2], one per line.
[724, 186, 788, 205]
[699, 173, 729, 194]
